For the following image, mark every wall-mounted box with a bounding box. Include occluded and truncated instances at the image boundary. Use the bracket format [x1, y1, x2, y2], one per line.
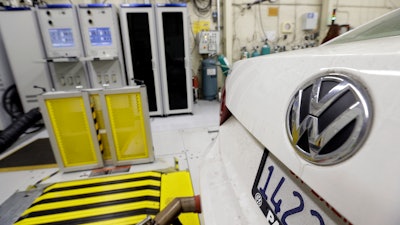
[302, 12, 319, 30]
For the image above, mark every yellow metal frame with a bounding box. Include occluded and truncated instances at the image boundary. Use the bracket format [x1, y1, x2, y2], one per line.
[99, 86, 154, 166]
[39, 91, 104, 172]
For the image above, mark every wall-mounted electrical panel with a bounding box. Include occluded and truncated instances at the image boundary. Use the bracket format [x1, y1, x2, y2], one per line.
[37, 5, 82, 58]
[120, 3, 193, 116]
[198, 30, 219, 54]
[302, 12, 319, 30]
[0, 7, 52, 112]
[119, 4, 164, 116]
[36, 4, 90, 91]
[78, 4, 126, 89]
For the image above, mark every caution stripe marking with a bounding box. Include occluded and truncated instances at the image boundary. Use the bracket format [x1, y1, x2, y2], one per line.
[19, 197, 160, 221]
[30, 184, 160, 208]
[15, 172, 162, 225]
[42, 172, 161, 193]
[23, 189, 160, 216]
[16, 207, 159, 225]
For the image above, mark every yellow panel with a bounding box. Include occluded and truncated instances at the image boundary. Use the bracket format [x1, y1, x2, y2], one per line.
[160, 171, 200, 225]
[45, 97, 97, 167]
[90, 94, 112, 161]
[106, 93, 149, 161]
[268, 7, 279, 17]
[192, 20, 210, 34]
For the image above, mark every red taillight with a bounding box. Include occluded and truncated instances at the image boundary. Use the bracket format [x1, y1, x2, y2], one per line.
[219, 85, 232, 125]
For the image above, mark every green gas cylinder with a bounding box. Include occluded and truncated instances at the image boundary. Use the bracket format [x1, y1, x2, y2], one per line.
[251, 46, 260, 57]
[261, 42, 271, 55]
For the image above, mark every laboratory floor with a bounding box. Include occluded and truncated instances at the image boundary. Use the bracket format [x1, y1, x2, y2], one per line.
[0, 100, 220, 224]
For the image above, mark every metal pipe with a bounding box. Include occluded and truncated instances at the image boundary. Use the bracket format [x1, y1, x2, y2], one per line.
[217, 0, 221, 31]
[153, 196, 201, 225]
[233, 3, 322, 7]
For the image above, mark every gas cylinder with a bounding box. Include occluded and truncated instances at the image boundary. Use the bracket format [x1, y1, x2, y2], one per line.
[240, 47, 249, 59]
[217, 54, 230, 76]
[261, 40, 271, 55]
[202, 58, 218, 100]
[251, 46, 260, 57]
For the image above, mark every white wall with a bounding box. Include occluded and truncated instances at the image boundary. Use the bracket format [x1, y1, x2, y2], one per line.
[226, 0, 398, 62]
[320, 0, 399, 41]
[229, 0, 322, 61]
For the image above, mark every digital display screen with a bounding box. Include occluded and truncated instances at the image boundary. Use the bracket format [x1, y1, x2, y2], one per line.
[49, 28, 75, 47]
[89, 27, 112, 46]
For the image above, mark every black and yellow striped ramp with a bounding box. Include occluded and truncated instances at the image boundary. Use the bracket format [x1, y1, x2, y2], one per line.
[14, 171, 200, 225]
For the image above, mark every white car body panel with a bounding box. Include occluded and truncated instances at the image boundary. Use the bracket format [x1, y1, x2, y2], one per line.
[200, 12, 400, 225]
[200, 119, 266, 224]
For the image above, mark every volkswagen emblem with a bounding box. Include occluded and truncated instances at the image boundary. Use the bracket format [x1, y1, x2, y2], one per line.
[286, 73, 372, 165]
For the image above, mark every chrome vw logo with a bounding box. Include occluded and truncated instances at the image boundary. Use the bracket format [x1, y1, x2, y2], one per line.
[286, 73, 372, 165]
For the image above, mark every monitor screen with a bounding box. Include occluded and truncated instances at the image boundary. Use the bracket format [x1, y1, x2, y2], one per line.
[49, 28, 75, 47]
[89, 27, 112, 46]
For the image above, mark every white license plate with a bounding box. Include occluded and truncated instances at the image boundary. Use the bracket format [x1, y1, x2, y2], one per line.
[252, 149, 347, 225]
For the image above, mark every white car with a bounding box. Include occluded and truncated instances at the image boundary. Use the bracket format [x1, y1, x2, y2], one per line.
[199, 8, 400, 225]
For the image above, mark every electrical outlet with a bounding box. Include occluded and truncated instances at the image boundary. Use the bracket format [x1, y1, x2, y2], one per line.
[281, 21, 294, 34]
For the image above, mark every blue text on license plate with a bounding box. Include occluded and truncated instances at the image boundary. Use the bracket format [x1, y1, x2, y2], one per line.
[252, 149, 338, 225]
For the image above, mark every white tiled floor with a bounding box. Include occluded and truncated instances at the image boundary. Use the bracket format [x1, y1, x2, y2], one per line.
[0, 100, 220, 207]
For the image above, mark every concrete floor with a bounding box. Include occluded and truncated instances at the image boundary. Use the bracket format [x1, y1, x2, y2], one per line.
[0, 100, 220, 211]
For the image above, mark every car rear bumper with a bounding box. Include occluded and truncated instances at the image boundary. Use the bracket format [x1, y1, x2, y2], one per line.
[199, 116, 268, 224]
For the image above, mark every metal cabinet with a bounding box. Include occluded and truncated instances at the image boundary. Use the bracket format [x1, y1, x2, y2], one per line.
[156, 4, 193, 115]
[120, 4, 193, 116]
[119, 4, 164, 116]
[36, 4, 91, 91]
[0, 7, 52, 112]
[77, 4, 127, 89]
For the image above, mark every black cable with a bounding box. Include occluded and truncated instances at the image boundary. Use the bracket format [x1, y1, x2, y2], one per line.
[131, 78, 145, 85]
[194, 0, 211, 11]
[193, 0, 212, 16]
[233, 0, 269, 9]
[2, 84, 24, 120]
[33, 85, 47, 94]
[0, 107, 43, 153]
[24, 123, 45, 134]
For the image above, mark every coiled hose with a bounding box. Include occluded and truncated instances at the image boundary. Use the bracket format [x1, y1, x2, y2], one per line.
[0, 107, 42, 153]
